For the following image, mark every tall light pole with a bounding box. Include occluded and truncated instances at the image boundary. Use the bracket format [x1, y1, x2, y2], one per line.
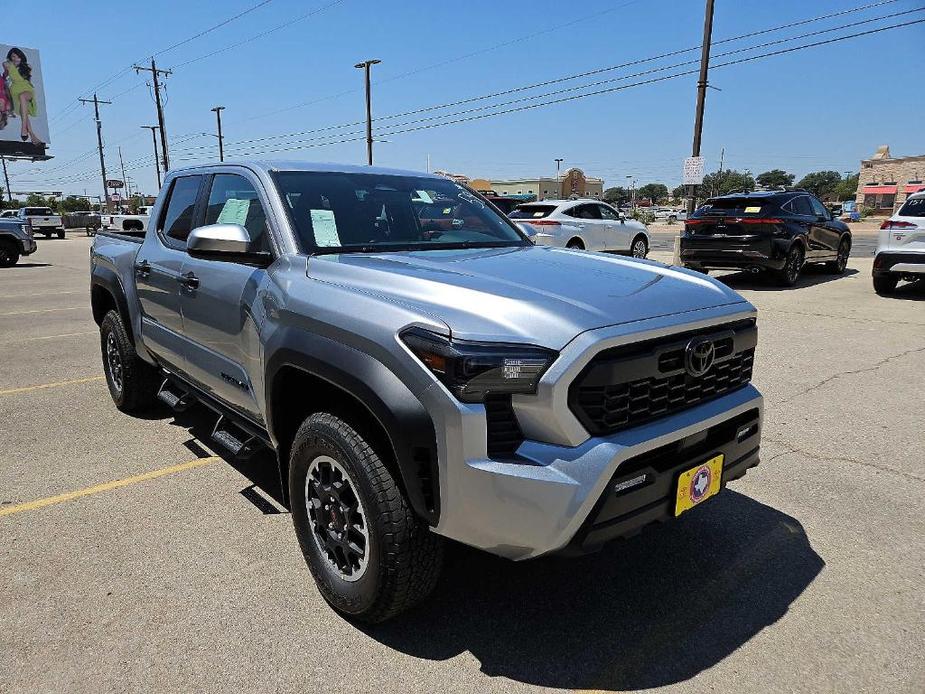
[354, 59, 381, 165]
[211, 106, 225, 162]
[554, 158, 564, 196]
[626, 175, 636, 212]
[140, 125, 161, 190]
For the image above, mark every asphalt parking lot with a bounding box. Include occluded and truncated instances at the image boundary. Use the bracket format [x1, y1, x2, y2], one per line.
[1, 231, 923, 693]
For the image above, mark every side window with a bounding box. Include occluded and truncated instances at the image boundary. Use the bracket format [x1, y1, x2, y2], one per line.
[572, 204, 601, 220]
[159, 176, 202, 245]
[598, 204, 620, 220]
[204, 174, 270, 252]
[562, 206, 580, 218]
[809, 197, 828, 217]
[791, 196, 814, 217]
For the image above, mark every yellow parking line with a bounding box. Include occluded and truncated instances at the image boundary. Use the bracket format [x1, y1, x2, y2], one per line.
[0, 457, 220, 518]
[0, 376, 105, 396]
[0, 306, 86, 316]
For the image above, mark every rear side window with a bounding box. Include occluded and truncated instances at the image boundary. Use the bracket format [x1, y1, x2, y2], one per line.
[159, 176, 202, 244]
[509, 205, 556, 219]
[204, 174, 270, 251]
[897, 197, 925, 217]
[787, 196, 814, 216]
[809, 197, 828, 217]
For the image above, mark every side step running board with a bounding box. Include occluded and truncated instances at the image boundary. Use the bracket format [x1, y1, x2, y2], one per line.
[211, 415, 260, 459]
[156, 379, 196, 412]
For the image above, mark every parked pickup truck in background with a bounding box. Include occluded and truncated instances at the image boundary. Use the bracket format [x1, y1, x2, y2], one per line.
[91, 162, 764, 622]
[102, 206, 151, 232]
[0, 215, 36, 266]
[1, 207, 65, 238]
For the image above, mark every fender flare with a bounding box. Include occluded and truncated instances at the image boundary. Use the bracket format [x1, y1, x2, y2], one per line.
[90, 265, 135, 345]
[264, 330, 440, 525]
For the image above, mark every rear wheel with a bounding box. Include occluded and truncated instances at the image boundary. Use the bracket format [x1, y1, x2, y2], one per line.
[57, 229, 65, 239]
[776, 244, 804, 287]
[873, 274, 898, 295]
[99, 310, 160, 413]
[0, 241, 20, 267]
[826, 238, 850, 274]
[630, 234, 648, 259]
[289, 412, 443, 623]
[566, 239, 584, 250]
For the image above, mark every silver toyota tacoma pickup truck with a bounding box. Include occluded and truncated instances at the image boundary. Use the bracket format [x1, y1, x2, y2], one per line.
[90, 162, 763, 622]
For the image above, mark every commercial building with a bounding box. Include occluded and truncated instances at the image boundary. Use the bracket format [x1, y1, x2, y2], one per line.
[469, 167, 604, 200]
[855, 145, 925, 214]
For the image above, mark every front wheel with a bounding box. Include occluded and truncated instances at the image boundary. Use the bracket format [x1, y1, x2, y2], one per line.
[826, 238, 850, 274]
[57, 229, 65, 239]
[0, 241, 20, 267]
[290, 412, 443, 623]
[776, 245, 804, 287]
[99, 310, 160, 413]
[873, 274, 898, 295]
[630, 234, 648, 259]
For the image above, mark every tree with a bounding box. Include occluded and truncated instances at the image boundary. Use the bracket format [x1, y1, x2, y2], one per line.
[637, 183, 668, 204]
[835, 173, 859, 202]
[756, 169, 795, 188]
[701, 169, 755, 197]
[671, 185, 686, 201]
[796, 170, 842, 200]
[58, 196, 87, 213]
[603, 186, 630, 205]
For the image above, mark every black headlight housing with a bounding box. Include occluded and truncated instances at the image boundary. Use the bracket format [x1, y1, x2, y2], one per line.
[401, 328, 557, 403]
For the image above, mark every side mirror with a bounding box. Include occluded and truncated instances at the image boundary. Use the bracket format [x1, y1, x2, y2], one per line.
[187, 223, 271, 266]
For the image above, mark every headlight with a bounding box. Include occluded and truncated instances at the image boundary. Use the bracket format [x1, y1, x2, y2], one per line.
[401, 328, 557, 403]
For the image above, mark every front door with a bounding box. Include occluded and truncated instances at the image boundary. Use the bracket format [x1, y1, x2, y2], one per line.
[808, 195, 841, 258]
[597, 203, 630, 251]
[136, 174, 204, 373]
[179, 173, 274, 420]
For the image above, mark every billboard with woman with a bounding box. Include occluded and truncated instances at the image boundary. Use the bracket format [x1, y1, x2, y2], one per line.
[0, 44, 49, 156]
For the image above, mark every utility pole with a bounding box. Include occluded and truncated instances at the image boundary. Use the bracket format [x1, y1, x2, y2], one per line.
[1, 156, 11, 202]
[140, 125, 161, 190]
[210, 106, 225, 162]
[687, 0, 715, 216]
[134, 59, 172, 173]
[354, 59, 381, 165]
[118, 146, 130, 200]
[78, 93, 112, 212]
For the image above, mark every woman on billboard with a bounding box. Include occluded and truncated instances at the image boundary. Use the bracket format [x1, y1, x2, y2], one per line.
[2, 48, 44, 145]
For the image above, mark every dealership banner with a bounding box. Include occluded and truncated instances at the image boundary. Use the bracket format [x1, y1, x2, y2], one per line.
[0, 44, 50, 157]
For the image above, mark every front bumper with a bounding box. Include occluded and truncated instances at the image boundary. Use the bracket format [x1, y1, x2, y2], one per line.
[429, 383, 763, 560]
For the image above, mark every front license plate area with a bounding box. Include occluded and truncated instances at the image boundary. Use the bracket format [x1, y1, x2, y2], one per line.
[675, 454, 724, 516]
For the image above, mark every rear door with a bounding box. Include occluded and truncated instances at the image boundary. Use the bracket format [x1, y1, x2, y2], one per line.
[178, 172, 274, 419]
[808, 195, 840, 258]
[136, 174, 205, 372]
[569, 203, 605, 250]
[783, 195, 819, 258]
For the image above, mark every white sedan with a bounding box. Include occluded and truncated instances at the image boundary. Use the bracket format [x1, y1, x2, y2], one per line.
[510, 199, 650, 257]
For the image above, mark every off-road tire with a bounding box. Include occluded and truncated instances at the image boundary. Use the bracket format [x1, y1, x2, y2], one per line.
[873, 274, 898, 295]
[99, 310, 160, 413]
[776, 244, 804, 287]
[0, 240, 20, 267]
[825, 238, 850, 274]
[289, 412, 443, 623]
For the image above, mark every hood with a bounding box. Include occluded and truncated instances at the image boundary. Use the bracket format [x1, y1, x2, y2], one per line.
[309, 245, 749, 349]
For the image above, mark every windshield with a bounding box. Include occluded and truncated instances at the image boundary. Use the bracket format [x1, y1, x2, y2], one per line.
[25, 208, 53, 215]
[274, 171, 527, 253]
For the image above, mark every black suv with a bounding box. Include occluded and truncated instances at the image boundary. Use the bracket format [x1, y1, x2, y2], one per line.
[680, 190, 852, 286]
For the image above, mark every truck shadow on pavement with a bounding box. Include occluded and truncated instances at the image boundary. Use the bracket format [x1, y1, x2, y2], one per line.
[362, 491, 824, 691]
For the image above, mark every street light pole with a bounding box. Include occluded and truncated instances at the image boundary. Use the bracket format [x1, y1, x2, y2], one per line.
[554, 158, 563, 196]
[627, 175, 636, 212]
[140, 125, 161, 190]
[354, 59, 381, 165]
[211, 106, 225, 162]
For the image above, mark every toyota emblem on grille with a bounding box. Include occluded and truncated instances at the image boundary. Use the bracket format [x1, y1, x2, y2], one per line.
[685, 337, 716, 377]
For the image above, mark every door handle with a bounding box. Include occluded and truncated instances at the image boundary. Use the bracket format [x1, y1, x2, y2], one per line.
[177, 271, 200, 289]
[134, 260, 151, 277]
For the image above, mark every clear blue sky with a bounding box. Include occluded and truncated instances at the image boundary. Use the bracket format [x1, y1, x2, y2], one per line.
[8, 0, 925, 198]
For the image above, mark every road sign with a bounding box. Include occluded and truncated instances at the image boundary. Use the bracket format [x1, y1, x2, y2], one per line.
[109, 193, 122, 202]
[106, 179, 124, 189]
[682, 157, 705, 185]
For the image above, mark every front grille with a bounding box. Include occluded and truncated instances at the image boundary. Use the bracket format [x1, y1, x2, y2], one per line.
[485, 394, 523, 458]
[569, 320, 756, 436]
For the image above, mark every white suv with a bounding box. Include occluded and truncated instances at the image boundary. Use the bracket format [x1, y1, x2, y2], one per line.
[509, 199, 650, 257]
[873, 191, 925, 294]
